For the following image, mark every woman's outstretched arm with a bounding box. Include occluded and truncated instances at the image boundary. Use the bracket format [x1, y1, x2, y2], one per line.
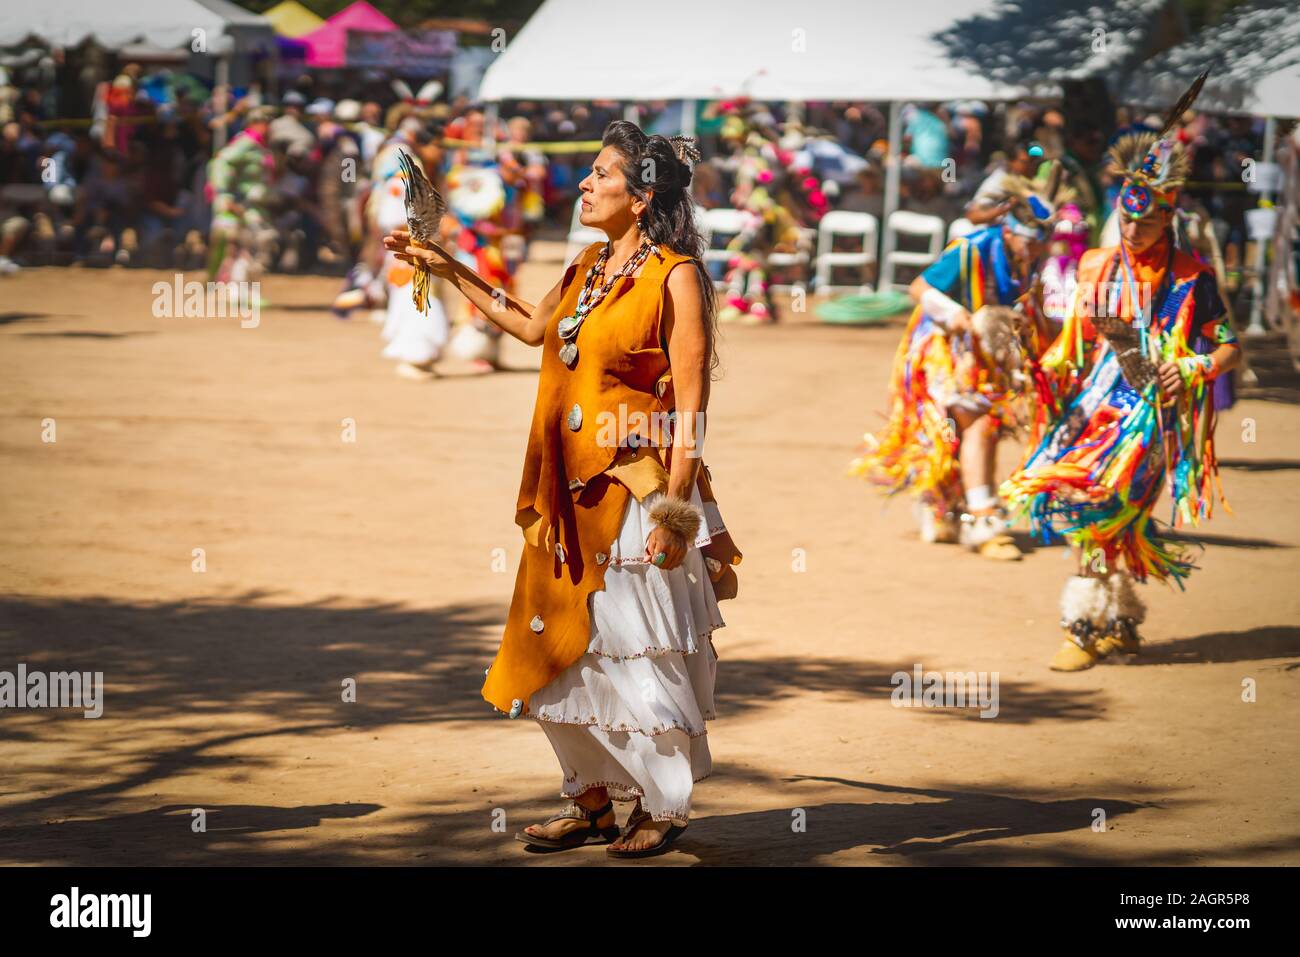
[382, 226, 565, 347]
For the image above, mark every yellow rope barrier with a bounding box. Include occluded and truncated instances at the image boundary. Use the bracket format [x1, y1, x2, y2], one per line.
[440, 137, 603, 153]
[34, 116, 604, 154]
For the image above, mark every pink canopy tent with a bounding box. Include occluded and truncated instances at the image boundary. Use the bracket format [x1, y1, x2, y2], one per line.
[300, 0, 398, 68]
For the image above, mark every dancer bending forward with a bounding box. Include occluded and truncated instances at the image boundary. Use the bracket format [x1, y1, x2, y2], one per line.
[851, 171, 1071, 560]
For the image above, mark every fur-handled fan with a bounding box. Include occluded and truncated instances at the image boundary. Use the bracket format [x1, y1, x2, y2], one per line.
[1092, 315, 1159, 391]
[396, 148, 446, 314]
[972, 305, 1028, 386]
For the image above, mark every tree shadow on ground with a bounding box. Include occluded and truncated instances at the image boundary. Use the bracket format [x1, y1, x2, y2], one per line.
[686, 776, 1151, 866]
[679, 775, 1300, 866]
[18, 331, 156, 339]
[1130, 625, 1300, 666]
[1218, 458, 1300, 472]
[0, 312, 56, 325]
[1238, 334, 1300, 406]
[1164, 529, 1291, 549]
[0, 803, 384, 866]
[715, 656, 1103, 723]
[0, 593, 1240, 865]
[0, 591, 1104, 743]
[16, 765, 1280, 867]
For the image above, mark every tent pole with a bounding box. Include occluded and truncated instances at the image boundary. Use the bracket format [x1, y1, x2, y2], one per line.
[268, 41, 280, 103]
[214, 54, 231, 152]
[1246, 115, 1277, 336]
[485, 101, 499, 152]
[881, 99, 902, 291]
[681, 98, 696, 137]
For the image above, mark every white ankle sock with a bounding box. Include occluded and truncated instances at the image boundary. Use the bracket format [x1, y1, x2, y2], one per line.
[967, 485, 995, 512]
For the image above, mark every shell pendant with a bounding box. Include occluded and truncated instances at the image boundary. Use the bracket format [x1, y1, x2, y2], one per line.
[557, 315, 581, 339]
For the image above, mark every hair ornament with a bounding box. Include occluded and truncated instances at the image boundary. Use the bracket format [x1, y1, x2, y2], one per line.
[669, 135, 702, 167]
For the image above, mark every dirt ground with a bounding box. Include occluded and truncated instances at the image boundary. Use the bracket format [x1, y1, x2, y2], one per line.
[1, 238, 1297, 866]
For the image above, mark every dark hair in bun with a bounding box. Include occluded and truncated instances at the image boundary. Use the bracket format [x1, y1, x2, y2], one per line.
[601, 119, 718, 375]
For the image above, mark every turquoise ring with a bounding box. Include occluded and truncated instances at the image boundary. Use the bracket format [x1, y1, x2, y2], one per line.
[653, 551, 667, 566]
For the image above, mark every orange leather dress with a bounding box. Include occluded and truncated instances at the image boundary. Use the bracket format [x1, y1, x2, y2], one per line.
[481, 242, 742, 716]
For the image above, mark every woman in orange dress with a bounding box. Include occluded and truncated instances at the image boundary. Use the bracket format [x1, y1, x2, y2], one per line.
[385, 121, 742, 858]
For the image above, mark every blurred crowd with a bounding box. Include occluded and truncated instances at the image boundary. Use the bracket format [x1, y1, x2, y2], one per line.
[0, 63, 629, 276]
[0, 60, 1282, 299]
[786, 99, 1277, 290]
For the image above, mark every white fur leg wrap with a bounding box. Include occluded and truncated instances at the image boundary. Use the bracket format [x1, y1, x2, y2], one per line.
[647, 495, 703, 541]
[1108, 572, 1146, 623]
[1060, 575, 1109, 627]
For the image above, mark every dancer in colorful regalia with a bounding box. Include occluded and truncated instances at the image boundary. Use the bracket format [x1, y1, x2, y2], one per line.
[1001, 74, 1242, 671]
[438, 154, 513, 371]
[1040, 201, 1089, 332]
[713, 103, 814, 324]
[206, 106, 276, 289]
[850, 168, 1073, 560]
[373, 128, 451, 380]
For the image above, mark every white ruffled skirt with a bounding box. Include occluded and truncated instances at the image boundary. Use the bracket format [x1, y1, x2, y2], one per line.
[380, 272, 449, 365]
[528, 484, 726, 823]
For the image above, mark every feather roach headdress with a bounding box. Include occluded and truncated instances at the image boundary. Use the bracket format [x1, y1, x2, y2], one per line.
[1108, 70, 1207, 219]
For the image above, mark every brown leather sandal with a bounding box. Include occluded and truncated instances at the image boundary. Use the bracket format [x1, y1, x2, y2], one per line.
[606, 803, 688, 859]
[515, 799, 619, 850]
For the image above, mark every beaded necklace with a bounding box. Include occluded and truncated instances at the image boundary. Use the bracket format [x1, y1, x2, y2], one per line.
[556, 240, 657, 368]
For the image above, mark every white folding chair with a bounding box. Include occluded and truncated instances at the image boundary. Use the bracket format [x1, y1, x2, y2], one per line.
[879, 211, 946, 292]
[565, 196, 605, 263]
[813, 211, 879, 296]
[701, 207, 747, 290]
[947, 217, 976, 242]
[768, 227, 816, 294]
[693, 203, 712, 249]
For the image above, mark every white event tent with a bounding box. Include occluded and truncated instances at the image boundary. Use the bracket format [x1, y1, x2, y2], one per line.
[1250, 63, 1300, 120]
[0, 0, 270, 55]
[479, 0, 1024, 103]
[1126, 4, 1300, 333]
[1, 0, 275, 147]
[479, 0, 1031, 254]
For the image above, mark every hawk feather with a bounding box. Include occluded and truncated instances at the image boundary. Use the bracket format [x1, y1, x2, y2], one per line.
[397, 149, 447, 314]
